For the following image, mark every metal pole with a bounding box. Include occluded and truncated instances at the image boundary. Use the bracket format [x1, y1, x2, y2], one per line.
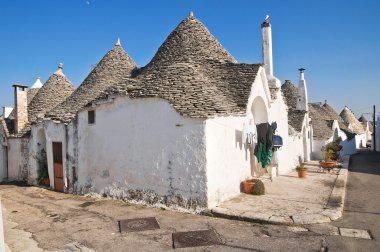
[373, 105, 376, 151]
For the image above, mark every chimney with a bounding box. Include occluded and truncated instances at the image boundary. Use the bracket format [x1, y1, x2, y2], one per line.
[12, 84, 28, 133]
[296, 68, 309, 111]
[2, 106, 13, 118]
[261, 15, 273, 76]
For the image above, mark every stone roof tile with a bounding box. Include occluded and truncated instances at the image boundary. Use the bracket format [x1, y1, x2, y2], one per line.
[91, 60, 260, 118]
[46, 43, 136, 123]
[147, 15, 237, 69]
[27, 64, 75, 123]
[340, 107, 365, 134]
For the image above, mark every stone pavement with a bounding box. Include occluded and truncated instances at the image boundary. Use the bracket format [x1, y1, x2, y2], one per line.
[212, 157, 349, 225]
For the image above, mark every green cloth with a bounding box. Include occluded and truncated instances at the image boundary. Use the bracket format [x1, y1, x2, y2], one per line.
[257, 144, 272, 168]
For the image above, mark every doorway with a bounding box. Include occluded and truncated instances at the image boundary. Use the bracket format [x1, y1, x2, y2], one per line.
[52, 142, 64, 192]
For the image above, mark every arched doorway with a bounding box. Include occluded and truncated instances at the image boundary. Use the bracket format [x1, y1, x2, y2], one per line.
[250, 96, 269, 177]
[36, 129, 48, 185]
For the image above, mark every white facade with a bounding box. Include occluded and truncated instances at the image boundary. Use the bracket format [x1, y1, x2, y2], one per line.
[0, 125, 7, 181]
[6, 138, 29, 181]
[76, 97, 208, 209]
[25, 65, 293, 210]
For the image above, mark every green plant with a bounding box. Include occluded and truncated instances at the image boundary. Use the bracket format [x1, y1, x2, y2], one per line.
[295, 165, 307, 171]
[251, 179, 265, 195]
[36, 149, 48, 184]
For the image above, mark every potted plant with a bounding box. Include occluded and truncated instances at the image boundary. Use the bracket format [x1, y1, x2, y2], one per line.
[36, 149, 49, 186]
[296, 165, 307, 178]
[319, 147, 336, 170]
[242, 179, 255, 194]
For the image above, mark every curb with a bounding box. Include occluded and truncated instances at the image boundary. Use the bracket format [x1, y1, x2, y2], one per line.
[211, 156, 350, 225]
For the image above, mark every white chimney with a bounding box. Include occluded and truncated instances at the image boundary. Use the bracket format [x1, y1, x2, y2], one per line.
[261, 15, 273, 76]
[12, 84, 28, 133]
[296, 68, 309, 111]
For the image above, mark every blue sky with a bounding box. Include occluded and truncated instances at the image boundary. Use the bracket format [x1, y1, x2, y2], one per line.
[0, 0, 379, 117]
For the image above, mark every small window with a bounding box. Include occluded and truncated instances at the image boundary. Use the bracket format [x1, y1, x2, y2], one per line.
[88, 110, 95, 124]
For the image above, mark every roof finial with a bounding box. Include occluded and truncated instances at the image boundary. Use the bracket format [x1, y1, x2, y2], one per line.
[54, 63, 65, 76]
[115, 37, 121, 46]
[264, 15, 270, 24]
[189, 11, 194, 18]
[325, 99, 327, 104]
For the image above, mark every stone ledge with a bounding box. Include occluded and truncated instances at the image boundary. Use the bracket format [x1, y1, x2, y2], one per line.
[211, 157, 350, 225]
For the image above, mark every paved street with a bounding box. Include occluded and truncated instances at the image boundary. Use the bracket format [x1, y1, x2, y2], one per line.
[1, 151, 379, 251]
[327, 150, 380, 251]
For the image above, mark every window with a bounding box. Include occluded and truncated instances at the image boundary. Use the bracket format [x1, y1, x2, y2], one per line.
[88, 110, 95, 124]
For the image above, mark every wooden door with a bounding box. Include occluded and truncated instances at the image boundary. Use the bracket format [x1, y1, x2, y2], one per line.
[52, 142, 64, 192]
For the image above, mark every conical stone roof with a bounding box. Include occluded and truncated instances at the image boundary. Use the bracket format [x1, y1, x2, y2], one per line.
[281, 80, 298, 110]
[88, 14, 260, 119]
[281, 80, 306, 133]
[340, 106, 364, 134]
[47, 41, 136, 123]
[27, 77, 43, 104]
[147, 13, 237, 69]
[28, 64, 75, 123]
[359, 115, 374, 132]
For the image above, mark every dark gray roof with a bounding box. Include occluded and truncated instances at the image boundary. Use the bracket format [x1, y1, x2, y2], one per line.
[27, 88, 39, 104]
[28, 67, 75, 123]
[281, 80, 306, 133]
[88, 16, 261, 118]
[288, 110, 307, 132]
[147, 15, 237, 69]
[92, 60, 261, 118]
[47, 44, 136, 123]
[0, 116, 10, 138]
[309, 103, 353, 140]
[340, 107, 364, 134]
[358, 115, 373, 132]
[281, 80, 298, 110]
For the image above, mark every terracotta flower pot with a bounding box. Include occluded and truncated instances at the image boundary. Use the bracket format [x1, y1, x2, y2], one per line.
[297, 170, 307, 178]
[319, 161, 336, 169]
[242, 180, 254, 194]
[43, 178, 50, 186]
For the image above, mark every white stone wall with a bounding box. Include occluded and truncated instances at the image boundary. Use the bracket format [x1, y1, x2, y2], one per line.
[0, 124, 7, 181]
[76, 97, 208, 209]
[7, 138, 29, 181]
[287, 132, 304, 167]
[205, 116, 250, 208]
[29, 121, 68, 190]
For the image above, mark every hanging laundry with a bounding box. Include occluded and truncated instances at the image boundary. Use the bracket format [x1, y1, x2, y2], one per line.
[254, 123, 273, 168]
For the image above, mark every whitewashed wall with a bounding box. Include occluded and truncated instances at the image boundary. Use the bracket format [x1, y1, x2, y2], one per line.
[205, 116, 250, 208]
[287, 132, 304, 168]
[76, 97, 208, 209]
[7, 138, 29, 181]
[0, 124, 7, 181]
[29, 121, 68, 190]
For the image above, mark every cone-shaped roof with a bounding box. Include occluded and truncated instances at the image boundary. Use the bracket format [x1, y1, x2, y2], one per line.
[359, 115, 374, 132]
[281, 80, 298, 110]
[308, 102, 352, 140]
[27, 77, 43, 104]
[147, 13, 236, 68]
[340, 106, 364, 134]
[88, 15, 261, 119]
[28, 64, 75, 123]
[47, 41, 136, 122]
